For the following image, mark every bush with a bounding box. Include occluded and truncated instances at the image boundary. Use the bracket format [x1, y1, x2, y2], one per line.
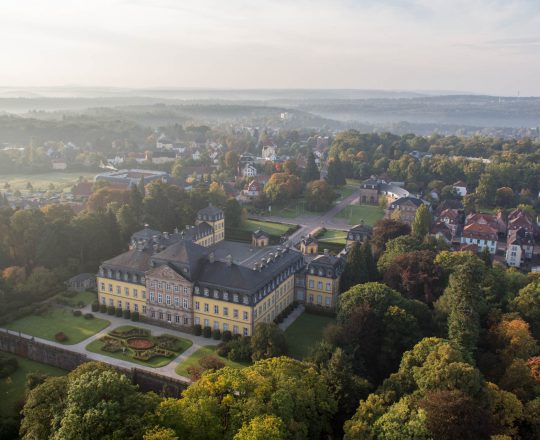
[72, 310, 82, 317]
[123, 309, 131, 320]
[91, 302, 99, 312]
[131, 311, 140, 322]
[186, 365, 205, 381]
[199, 355, 225, 371]
[227, 337, 252, 362]
[100, 304, 107, 313]
[304, 304, 337, 318]
[222, 330, 232, 342]
[107, 305, 115, 315]
[212, 329, 221, 340]
[216, 343, 230, 357]
[203, 326, 212, 338]
[84, 313, 94, 320]
[115, 308, 123, 318]
[193, 324, 202, 336]
[55, 332, 68, 342]
[0, 355, 19, 378]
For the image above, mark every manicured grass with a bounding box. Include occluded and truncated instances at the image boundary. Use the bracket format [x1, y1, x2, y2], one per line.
[0, 171, 96, 192]
[335, 204, 384, 226]
[285, 312, 336, 360]
[243, 219, 296, 236]
[0, 351, 66, 416]
[4, 308, 110, 345]
[56, 291, 97, 307]
[86, 326, 193, 368]
[269, 200, 313, 218]
[317, 229, 347, 245]
[175, 345, 249, 377]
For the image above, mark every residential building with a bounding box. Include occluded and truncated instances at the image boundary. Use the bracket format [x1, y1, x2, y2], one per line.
[305, 250, 345, 309]
[242, 180, 262, 198]
[346, 223, 372, 246]
[241, 163, 258, 178]
[261, 145, 277, 161]
[506, 228, 534, 267]
[460, 223, 498, 254]
[386, 196, 425, 225]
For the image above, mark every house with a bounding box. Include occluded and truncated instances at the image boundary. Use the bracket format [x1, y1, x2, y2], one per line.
[359, 177, 410, 205]
[386, 197, 425, 225]
[346, 223, 372, 246]
[261, 145, 277, 161]
[460, 223, 498, 254]
[242, 180, 262, 198]
[241, 163, 258, 178]
[506, 228, 534, 267]
[252, 229, 270, 248]
[452, 180, 467, 197]
[507, 209, 535, 235]
[431, 221, 454, 244]
[66, 273, 97, 292]
[466, 212, 506, 238]
[438, 208, 461, 235]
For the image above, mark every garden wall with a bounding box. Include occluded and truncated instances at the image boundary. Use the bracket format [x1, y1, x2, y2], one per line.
[0, 330, 188, 396]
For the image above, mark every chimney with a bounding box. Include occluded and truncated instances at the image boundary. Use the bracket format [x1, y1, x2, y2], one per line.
[226, 254, 233, 266]
[324, 248, 329, 256]
[174, 227, 179, 234]
[209, 252, 215, 263]
[163, 232, 169, 239]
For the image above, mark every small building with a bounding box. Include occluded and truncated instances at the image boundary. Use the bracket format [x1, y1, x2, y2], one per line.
[300, 234, 318, 254]
[252, 229, 270, 248]
[66, 273, 97, 292]
[304, 250, 345, 309]
[506, 228, 534, 267]
[452, 180, 467, 197]
[386, 196, 425, 225]
[346, 223, 372, 246]
[241, 163, 258, 178]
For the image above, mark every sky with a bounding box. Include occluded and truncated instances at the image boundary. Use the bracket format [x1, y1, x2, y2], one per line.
[1, 0, 540, 95]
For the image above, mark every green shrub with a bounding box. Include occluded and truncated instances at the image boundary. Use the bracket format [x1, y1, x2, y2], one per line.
[72, 310, 82, 317]
[0, 354, 19, 378]
[115, 308, 123, 318]
[107, 305, 115, 315]
[222, 330, 232, 342]
[216, 343, 230, 357]
[227, 337, 252, 362]
[131, 311, 140, 322]
[122, 309, 131, 320]
[193, 324, 202, 336]
[91, 302, 99, 312]
[212, 329, 221, 340]
[100, 304, 107, 313]
[304, 304, 337, 317]
[55, 332, 68, 342]
[84, 313, 94, 320]
[203, 326, 212, 338]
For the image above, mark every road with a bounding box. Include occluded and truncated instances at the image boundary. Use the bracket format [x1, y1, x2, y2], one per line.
[251, 189, 360, 245]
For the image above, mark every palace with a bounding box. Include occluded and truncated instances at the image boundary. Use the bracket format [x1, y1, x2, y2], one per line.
[96, 204, 330, 336]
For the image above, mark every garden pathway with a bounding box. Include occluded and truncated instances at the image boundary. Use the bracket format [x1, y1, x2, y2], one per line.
[278, 305, 305, 331]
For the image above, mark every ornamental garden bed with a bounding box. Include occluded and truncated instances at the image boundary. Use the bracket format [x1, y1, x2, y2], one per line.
[86, 326, 192, 368]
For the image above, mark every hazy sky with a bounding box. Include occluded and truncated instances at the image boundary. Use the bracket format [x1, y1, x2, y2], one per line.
[1, 0, 540, 95]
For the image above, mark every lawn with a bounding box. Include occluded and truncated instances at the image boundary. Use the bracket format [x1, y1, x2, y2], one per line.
[0, 171, 97, 192]
[285, 312, 336, 360]
[56, 290, 97, 308]
[317, 229, 347, 245]
[86, 326, 193, 368]
[0, 351, 66, 416]
[243, 219, 296, 236]
[175, 345, 249, 378]
[335, 204, 384, 226]
[269, 200, 313, 219]
[4, 307, 110, 345]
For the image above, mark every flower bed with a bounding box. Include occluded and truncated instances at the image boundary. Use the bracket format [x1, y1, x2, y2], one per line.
[132, 347, 175, 361]
[110, 327, 150, 339]
[127, 337, 154, 350]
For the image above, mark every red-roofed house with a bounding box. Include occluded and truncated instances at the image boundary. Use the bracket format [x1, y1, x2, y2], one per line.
[460, 222, 498, 254]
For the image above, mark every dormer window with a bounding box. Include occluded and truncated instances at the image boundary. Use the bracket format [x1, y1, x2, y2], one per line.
[204, 288, 209, 297]
[213, 290, 219, 298]
[194, 286, 200, 294]
[233, 294, 239, 303]
[243, 296, 249, 305]
[223, 291, 229, 300]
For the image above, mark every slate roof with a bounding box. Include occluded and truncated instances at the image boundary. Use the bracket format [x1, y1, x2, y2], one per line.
[151, 240, 208, 280]
[391, 196, 424, 207]
[102, 248, 154, 273]
[197, 204, 223, 217]
[179, 222, 213, 241]
[132, 227, 162, 242]
[252, 229, 270, 239]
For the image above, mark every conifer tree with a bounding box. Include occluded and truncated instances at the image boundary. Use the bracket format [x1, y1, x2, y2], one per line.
[411, 204, 430, 239]
[304, 152, 320, 182]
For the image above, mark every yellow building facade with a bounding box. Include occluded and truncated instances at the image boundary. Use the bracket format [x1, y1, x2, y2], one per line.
[305, 252, 345, 309]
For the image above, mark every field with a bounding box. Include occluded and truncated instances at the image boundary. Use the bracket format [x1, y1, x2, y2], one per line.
[284, 312, 336, 360]
[317, 229, 347, 245]
[4, 307, 110, 345]
[175, 345, 249, 377]
[0, 171, 96, 192]
[242, 219, 296, 236]
[0, 351, 66, 416]
[335, 204, 384, 226]
[86, 325, 192, 368]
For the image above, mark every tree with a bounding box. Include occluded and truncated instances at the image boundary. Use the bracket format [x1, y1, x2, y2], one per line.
[495, 187, 516, 208]
[208, 182, 227, 206]
[376, 235, 422, 274]
[233, 416, 286, 440]
[326, 156, 346, 187]
[224, 151, 239, 172]
[341, 241, 377, 292]
[476, 172, 497, 207]
[511, 280, 540, 340]
[251, 322, 287, 361]
[304, 152, 320, 182]
[371, 219, 411, 256]
[263, 173, 302, 204]
[305, 180, 337, 212]
[411, 204, 430, 239]
[144, 427, 179, 440]
[419, 390, 491, 440]
[224, 198, 243, 229]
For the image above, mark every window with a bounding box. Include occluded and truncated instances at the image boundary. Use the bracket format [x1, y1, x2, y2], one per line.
[204, 303, 209, 312]
[159, 312, 164, 320]
[213, 290, 219, 298]
[309, 294, 314, 303]
[204, 288, 209, 296]
[213, 321, 219, 330]
[325, 297, 331, 307]
[100, 283, 105, 291]
[183, 317, 189, 325]
[174, 296, 179, 307]
[126, 302, 130, 310]
[223, 307, 229, 316]
[142, 306, 147, 314]
[204, 319, 209, 327]
[167, 313, 171, 322]
[116, 286, 121, 294]
[183, 298, 188, 309]
[223, 291, 229, 300]
[233, 325, 239, 334]
[158, 282, 162, 289]
[142, 290, 146, 299]
[109, 299, 114, 306]
[195, 317, 200, 325]
[175, 315, 180, 323]
[195, 286, 200, 294]
[166, 294, 171, 305]
[151, 310, 156, 318]
[195, 301, 200, 311]
[326, 282, 331, 292]
[174, 285, 179, 293]
[158, 293, 163, 304]
[243, 296, 249, 305]
[318, 281, 323, 290]
[233, 309, 239, 318]
[243, 328, 248, 337]
[149, 292, 155, 302]
[133, 289, 138, 298]
[134, 304, 139, 312]
[309, 280, 314, 288]
[233, 294, 239, 303]
[223, 323, 229, 331]
[214, 305, 219, 314]
[101, 297, 106, 305]
[183, 286, 189, 294]
[243, 311, 248, 321]
[317, 295, 322, 305]
[117, 300, 122, 308]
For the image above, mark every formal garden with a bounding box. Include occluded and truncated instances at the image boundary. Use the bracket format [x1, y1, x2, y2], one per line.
[3, 306, 110, 345]
[86, 325, 192, 368]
